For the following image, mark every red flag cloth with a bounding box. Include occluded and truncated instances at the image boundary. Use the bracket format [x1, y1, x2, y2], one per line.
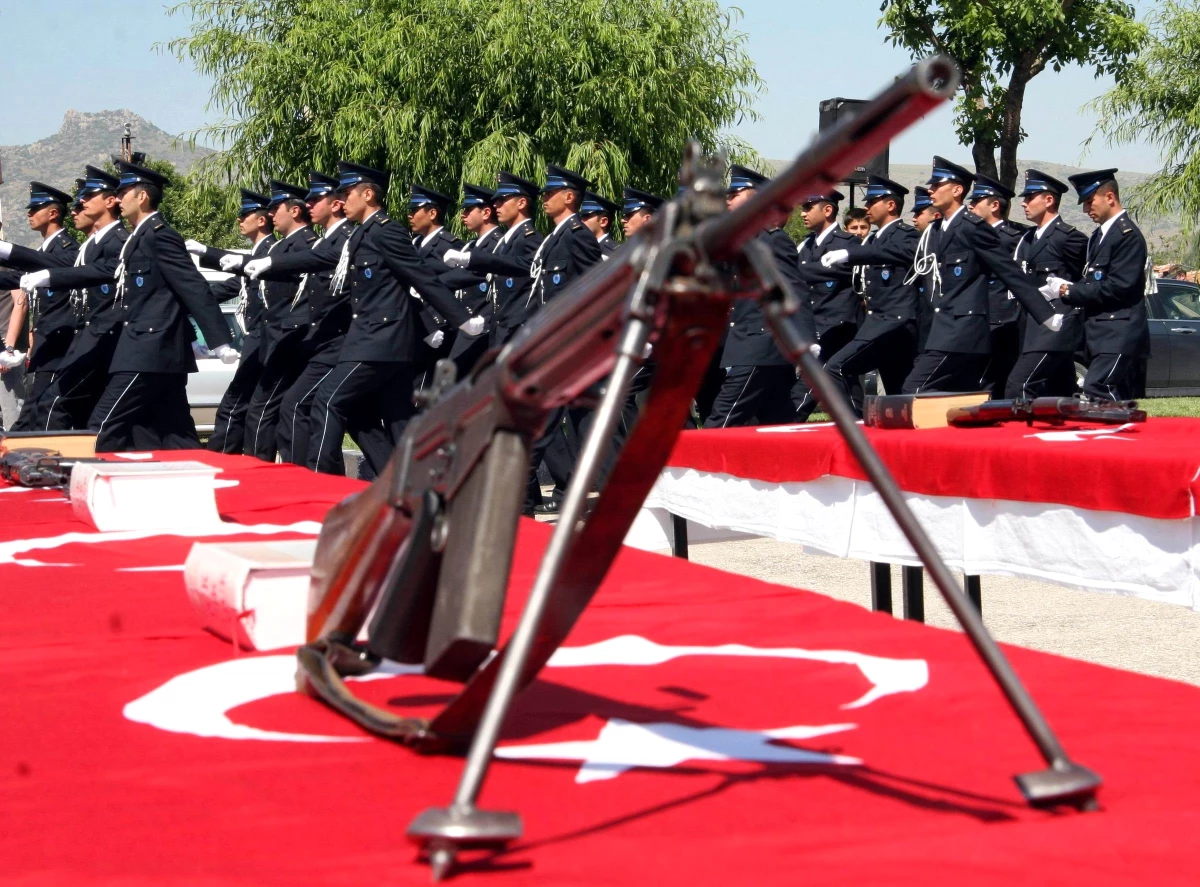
[1, 454, 1198, 885]
[667, 418, 1200, 519]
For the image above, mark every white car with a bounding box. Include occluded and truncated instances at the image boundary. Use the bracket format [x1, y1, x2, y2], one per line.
[189, 263, 246, 434]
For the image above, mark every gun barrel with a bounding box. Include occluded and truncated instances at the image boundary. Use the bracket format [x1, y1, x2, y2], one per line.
[697, 56, 960, 259]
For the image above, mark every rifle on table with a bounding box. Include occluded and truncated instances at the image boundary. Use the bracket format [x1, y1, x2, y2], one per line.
[948, 396, 1147, 427]
[0, 450, 106, 489]
[296, 57, 1100, 880]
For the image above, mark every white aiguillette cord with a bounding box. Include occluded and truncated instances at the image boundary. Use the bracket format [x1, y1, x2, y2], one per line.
[903, 223, 942, 300]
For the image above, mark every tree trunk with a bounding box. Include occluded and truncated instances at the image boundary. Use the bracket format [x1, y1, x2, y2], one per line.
[999, 64, 1035, 209]
[971, 138, 999, 181]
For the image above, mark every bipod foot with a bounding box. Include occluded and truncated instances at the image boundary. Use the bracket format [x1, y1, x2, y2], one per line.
[1015, 760, 1102, 811]
[408, 804, 522, 881]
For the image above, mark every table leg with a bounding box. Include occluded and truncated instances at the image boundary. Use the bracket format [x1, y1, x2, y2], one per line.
[965, 575, 982, 615]
[670, 513, 689, 560]
[870, 562, 893, 614]
[902, 566, 925, 623]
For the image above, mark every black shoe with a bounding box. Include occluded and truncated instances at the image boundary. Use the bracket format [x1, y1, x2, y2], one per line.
[533, 500, 560, 515]
[521, 506, 536, 517]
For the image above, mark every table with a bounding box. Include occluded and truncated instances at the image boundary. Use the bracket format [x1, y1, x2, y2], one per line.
[628, 418, 1200, 614]
[4, 452, 1200, 885]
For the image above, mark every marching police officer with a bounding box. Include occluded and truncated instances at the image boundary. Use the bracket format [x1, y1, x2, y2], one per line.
[819, 175, 919, 402]
[580, 191, 620, 256]
[188, 189, 276, 454]
[270, 170, 355, 466]
[901, 156, 1060, 394]
[793, 187, 862, 418]
[241, 180, 318, 461]
[0, 181, 81, 428]
[409, 183, 464, 389]
[910, 186, 941, 352]
[27, 161, 236, 450]
[16, 168, 129, 430]
[443, 172, 542, 349]
[968, 174, 1029, 397]
[1047, 169, 1150, 400]
[245, 162, 474, 474]
[1005, 169, 1088, 399]
[435, 183, 503, 376]
[704, 165, 817, 428]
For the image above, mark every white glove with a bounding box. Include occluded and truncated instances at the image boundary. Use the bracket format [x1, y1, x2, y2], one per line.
[1044, 276, 1071, 300]
[458, 315, 485, 337]
[1037, 280, 1058, 302]
[244, 257, 272, 280]
[219, 254, 245, 272]
[0, 240, 12, 261]
[443, 249, 470, 269]
[424, 330, 445, 348]
[821, 249, 850, 268]
[185, 239, 208, 256]
[19, 270, 50, 292]
[212, 344, 241, 364]
[1042, 313, 1064, 332]
[0, 349, 25, 370]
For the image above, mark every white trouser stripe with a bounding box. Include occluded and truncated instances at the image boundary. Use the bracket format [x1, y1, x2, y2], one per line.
[97, 373, 139, 437]
[315, 363, 361, 465]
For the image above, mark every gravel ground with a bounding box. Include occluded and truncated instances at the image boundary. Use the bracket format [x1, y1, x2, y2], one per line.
[680, 536, 1200, 687]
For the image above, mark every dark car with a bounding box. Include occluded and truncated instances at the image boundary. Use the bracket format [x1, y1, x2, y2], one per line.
[1145, 279, 1200, 395]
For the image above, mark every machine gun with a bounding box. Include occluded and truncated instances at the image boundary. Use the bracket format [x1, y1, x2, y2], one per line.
[948, 396, 1147, 427]
[0, 450, 75, 488]
[0, 450, 107, 489]
[296, 57, 1100, 880]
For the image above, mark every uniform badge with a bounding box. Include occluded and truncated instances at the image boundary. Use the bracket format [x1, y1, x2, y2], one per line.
[953, 267, 962, 277]
[101, 284, 110, 294]
[552, 273, 562, 285]
[881, 270, 890, 281]
[506, 278, 514, 288]
[1094, 271, 1103, 280]
[135, 276, 144, 287]
[364, 268, 372, 279]
[825, 280, 834, 288]
[478, 282, 488, 292]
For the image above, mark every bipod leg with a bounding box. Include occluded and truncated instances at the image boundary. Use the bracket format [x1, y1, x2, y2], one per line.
[747, 240, 1100, 812]
[408, 311, 655, 879]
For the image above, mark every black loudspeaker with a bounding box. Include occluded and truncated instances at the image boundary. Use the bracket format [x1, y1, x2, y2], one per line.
[819, 98, 890, 184]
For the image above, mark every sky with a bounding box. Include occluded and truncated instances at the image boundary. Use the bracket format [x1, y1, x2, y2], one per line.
[0, 0, 1163, 173]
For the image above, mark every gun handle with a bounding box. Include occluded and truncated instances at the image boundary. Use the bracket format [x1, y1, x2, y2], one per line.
[306, 458, 413, 643]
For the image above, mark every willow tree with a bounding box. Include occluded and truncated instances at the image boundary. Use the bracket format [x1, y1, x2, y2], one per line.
[168, 0, 762, 219]
[1089, 1, 1200, 257]
[880, 0, 1144, 193]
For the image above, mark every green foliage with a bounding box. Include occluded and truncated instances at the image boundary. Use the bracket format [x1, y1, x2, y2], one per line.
[1089, 1, 1200, 255]
[167, 0, 763, 231]
[880, 0, 1144, 189]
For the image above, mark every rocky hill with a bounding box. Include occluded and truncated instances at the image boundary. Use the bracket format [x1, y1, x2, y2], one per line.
[0, 110, 211, 246]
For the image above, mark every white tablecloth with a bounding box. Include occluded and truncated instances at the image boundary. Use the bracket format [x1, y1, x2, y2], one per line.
[626, 467, 1200, 611]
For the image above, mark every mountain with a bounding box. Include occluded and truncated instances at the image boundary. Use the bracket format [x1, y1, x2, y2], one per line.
[768, 158, 1180, 254]
[0, 110, 212, 246]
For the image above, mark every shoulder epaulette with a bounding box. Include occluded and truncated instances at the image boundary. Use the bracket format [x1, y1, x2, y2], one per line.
[571, 221, 584, 231]
[378, 214, 390, 226]
[524, 228, 536, 236]
[897, 220, 914, 230]
[153, 221, 165, 231]
[766, 226, 782, 233]
[963, 211, 983, 225]
[1118, 217, 1135, 234]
